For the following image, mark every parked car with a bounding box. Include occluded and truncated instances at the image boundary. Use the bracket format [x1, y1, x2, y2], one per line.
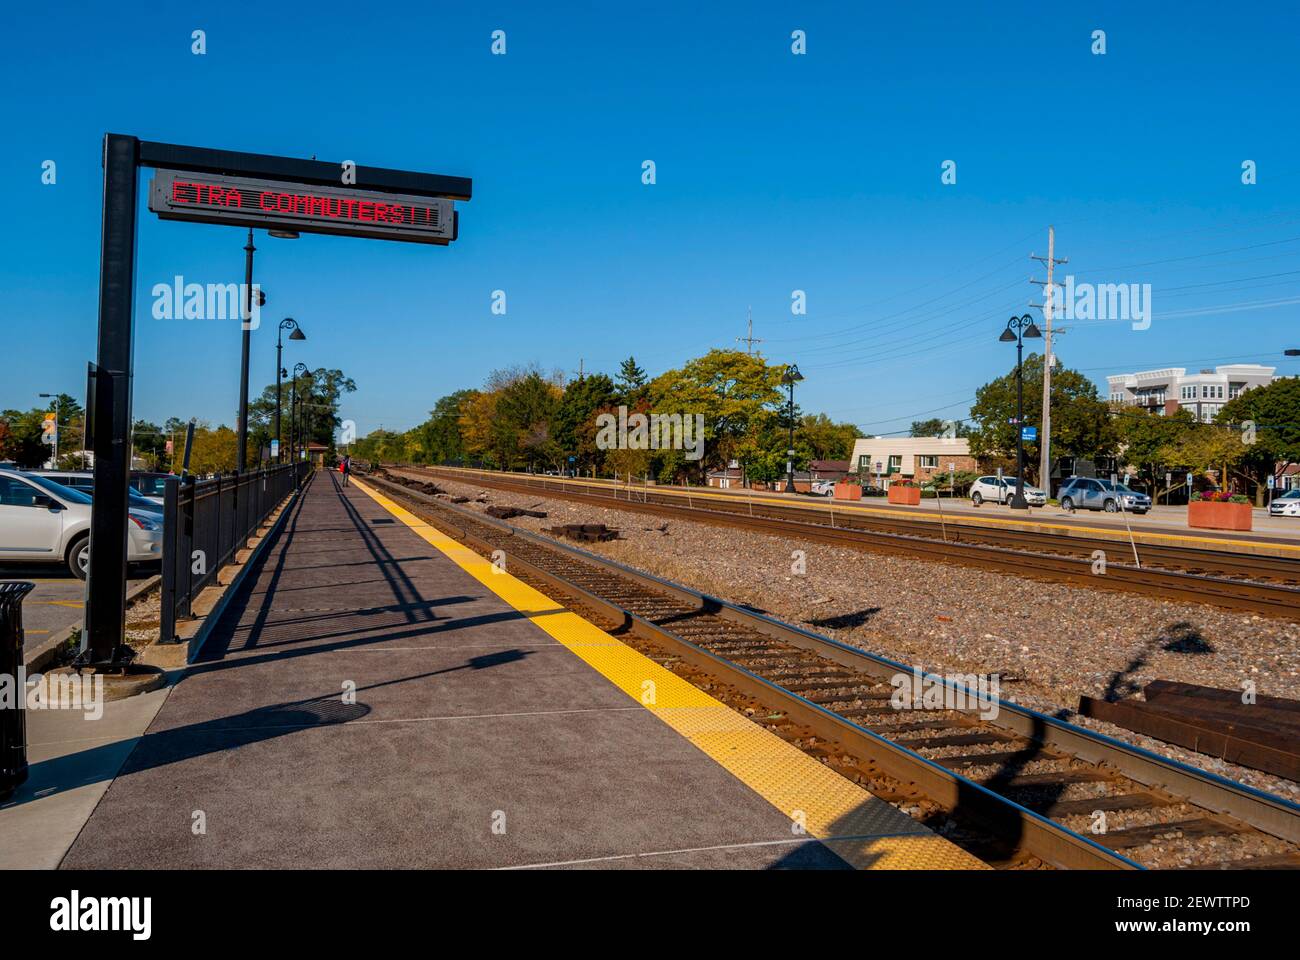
[128, 472, 174, 505]
[810, 479, 836, 496]
[1269, 489, 1300, 517]
[0, 469, 163, 578]
[30, 470, 165, 516]
[969, 476, 1047, 507]
[1058, 477, 1152, 514]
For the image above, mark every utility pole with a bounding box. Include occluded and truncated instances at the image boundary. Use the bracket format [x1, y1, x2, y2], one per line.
[1030, 226, 1067, 493]
[736, 306, 763, 354]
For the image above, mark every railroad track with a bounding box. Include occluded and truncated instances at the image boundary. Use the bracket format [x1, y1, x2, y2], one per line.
[406, 465, 1300, 619]
[366, 472, 1300, 871]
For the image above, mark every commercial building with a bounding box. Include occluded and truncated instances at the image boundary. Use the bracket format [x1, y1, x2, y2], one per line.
[1106, 364, 1275, 422]
[848, 437, 978, 487]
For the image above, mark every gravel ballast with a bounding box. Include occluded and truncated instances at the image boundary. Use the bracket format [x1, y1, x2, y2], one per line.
[406, 472, 1300, 802]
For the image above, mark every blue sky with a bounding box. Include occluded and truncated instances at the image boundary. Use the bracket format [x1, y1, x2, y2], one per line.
[3, 1, 1299, 439]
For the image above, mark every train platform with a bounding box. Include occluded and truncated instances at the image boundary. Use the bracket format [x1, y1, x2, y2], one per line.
[58, 470, 983, 870]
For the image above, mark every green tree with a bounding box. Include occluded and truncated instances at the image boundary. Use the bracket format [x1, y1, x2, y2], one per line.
[910, 417, 970, 438]
[497, 371, 563, 470]
[1115, 407, 1196, 499]
[132, 420, 168, 470]
[969, 353, 1117, 483]
[413, 390, 477, 464]
[648, 349, 784, 482]
[556, 373, 618, 473]
[1217, 377, 1300, 503]
[0, 410, 46, 466]
[615, 356, 649, 405]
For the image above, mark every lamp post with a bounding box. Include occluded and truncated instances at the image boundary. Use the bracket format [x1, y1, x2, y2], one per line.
[236, 228, 298, 474]
[290, 362, 309, 467]
[275, 318, 306, 462]
[999, 315, 1042, 510]
[781, 364, 804, 493]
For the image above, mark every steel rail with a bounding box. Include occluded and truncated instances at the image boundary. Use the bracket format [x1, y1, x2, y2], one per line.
[409, 466, 1300, 619]
[367, 474, 1300, 868]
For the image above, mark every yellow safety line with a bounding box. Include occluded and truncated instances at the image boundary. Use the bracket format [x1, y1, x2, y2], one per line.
[433, 466, 1300, 556]
[352, 478, 986, 870]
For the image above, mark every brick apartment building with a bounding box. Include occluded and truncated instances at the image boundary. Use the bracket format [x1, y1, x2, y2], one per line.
[848, 437, 979, 487]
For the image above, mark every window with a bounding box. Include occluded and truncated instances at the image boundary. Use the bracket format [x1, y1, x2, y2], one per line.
[919, 455, 938, 469]
[888, 455, 902, 471]
[0, 477, 40, 507]
[858, 455, 870, 470]
[1229, 384, 1243, 399]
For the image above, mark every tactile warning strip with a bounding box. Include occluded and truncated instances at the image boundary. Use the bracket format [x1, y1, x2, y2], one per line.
[352, 478, 988, 870]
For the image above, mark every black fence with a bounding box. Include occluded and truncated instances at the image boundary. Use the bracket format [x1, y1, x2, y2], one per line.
[160, 462, 311, 644]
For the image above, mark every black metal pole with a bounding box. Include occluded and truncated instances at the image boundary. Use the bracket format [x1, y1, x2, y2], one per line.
[289, 378, 296, 465]
[84, 133, 140, 666]
[236, 228, 255, 473]
[785, 379, 796, 493]
[274, 328, 283, 464]
[1011, 334, 1028, 510]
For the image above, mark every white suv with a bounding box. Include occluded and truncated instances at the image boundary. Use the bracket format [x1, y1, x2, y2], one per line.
[969, 475, 1047, 507]
[0, 469, 162, 578]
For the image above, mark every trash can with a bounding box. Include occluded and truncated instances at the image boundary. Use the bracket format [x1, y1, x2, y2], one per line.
[0, 581, 35, 801]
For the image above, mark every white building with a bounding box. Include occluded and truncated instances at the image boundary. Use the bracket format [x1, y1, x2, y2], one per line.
[1106, 364, 1275, 422]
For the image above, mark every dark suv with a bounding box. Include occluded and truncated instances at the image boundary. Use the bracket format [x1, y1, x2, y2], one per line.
[1058, 477, 1152, 514]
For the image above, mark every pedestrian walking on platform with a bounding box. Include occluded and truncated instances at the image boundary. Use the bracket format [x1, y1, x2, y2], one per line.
[341, 454, 350, 486]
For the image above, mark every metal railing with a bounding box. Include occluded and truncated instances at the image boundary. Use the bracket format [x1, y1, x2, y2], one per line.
[159, 462, 310, 644]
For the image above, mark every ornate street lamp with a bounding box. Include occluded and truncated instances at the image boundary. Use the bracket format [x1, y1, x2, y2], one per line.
[781, 364, 804, 493]
[999, 315, 1042, 509]
[275, 318, 306, 462]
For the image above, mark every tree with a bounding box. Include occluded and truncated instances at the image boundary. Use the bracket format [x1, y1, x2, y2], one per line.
[556, 373, 618, 473]
[799, 413, 864, 460]
[496, 370, 563, 470]
[413, 390, 477, 464]
[1217, 377, 1300, 503]
[1115, 407, 1197, 499]
[175, 424, 239, 475]
[910, 417, 970, 438]
[968, 353, 1117, 482]
[647, 349, 784, 482]
[615, 356, 649, 405]
[1158, 423, 1245, 492]
[132, 420, 168, 470]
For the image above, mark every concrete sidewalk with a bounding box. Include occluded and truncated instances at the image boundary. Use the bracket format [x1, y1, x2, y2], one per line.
[54, 471, 861, 869]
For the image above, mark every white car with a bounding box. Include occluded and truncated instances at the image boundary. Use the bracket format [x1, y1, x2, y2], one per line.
[969, 475, 1047, 507]
[0, 469, 163, 578]
[1270, 489, 1300, 517]
[810, 479, 836, 496]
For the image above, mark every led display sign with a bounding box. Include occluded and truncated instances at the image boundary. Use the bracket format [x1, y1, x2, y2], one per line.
[147, 169, 456, 244]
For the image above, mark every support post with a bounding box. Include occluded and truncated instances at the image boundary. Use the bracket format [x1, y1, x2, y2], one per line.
[84, 133, 140, 665]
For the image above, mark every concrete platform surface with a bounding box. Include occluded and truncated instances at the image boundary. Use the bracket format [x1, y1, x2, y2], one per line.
[54, 471, 955, 870]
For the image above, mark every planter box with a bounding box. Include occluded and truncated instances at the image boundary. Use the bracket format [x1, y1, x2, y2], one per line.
[1188, 500, 1253, 532]
[832, 483, 862, 501]
[887, 486, 922, 506]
